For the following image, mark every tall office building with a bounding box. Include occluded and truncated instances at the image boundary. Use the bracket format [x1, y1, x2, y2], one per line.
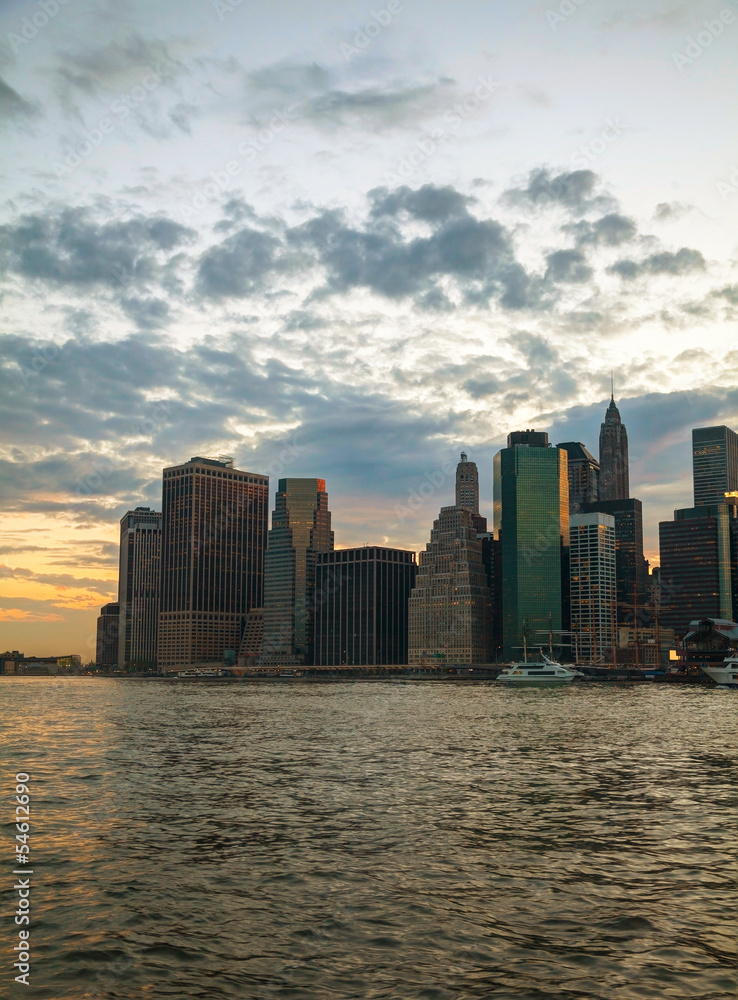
[494, 431, 569, 660]
[315, 546, 417, 665]
[557, 442, 599, 514]
[569, 513, 616, 663]
[599, 394, 629, 501]
[692, 425, 738, 506]
[456, 452, 487, 532]
[158, 457, 268, 670]
[118, 507, 161, 668]
[260, 479, 333, 666]
[659, 502, 736, 633]
[96, 603, 119, 668]
[408, 506, 491, 664]
[581, 498, 649, 624]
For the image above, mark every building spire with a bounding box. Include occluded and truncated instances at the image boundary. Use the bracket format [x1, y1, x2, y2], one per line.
[610, 370, 614, 401]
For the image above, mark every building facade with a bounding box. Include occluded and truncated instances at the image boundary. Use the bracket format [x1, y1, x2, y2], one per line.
[557, 442, 599, 515]
[599, 395, 629, 501]
[659, 503, 736, 634]
[692, 425, 738, 507]
[494, 431, 569, 660]
[569, 512, 616, 663]
[118, 507, 161, 668]
[158, 457, 269, 670]
[315, 546, 417, 665]
[260, 478, 333, 666]
[456, 452, 487, 532]
[581, 497, 649, 625]
[409, 506, 491, 665]
[96, 603, 120, 668]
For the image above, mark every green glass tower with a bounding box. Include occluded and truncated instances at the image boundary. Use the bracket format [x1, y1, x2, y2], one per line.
[493, 431, 569, 660]
[260, 478, 333, 666]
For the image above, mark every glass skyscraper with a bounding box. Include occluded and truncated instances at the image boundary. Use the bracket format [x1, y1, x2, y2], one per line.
[315, 546, 417, 666]
[494, 431, 569, 660]
[692, 425, 738, 507]
[260, 478, 333, 666]
[557, 441, 599, 514]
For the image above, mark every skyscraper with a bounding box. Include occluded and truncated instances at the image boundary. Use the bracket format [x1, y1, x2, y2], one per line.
[117, 507, 161, 668]
[260, 478, 333, 666]
[557, 442, 599, 514]
[569, 512, 616, 663]
[659, 502, 736, 632]
[96, 603, 119, 668]
[581, 498, 649, 625]
[408, 506, 491, 664]
[494, 430, 569, 660]
[158, 457, 268, 670]
[599, 394, 629, 501]
[455, 451, 487, 531]
[315, 546, 417, 665]
[692, 425, 738, 506]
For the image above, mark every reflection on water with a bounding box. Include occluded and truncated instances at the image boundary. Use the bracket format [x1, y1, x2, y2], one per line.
[2, 678, 737, 999]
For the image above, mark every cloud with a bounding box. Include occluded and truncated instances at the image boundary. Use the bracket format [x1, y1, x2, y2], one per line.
[502, 168, 615, 216]
[608, 247, 706, 280]
[0, 207, 195, 289]
[0, 609, 65, 622]
[654, 201, 692, 222]
[0, 77, 39, 122]
[544, 248, 593, 284]
[563, 213, 637, 247]
[369, 184, 474, 222]
[196, 227, 284, 298]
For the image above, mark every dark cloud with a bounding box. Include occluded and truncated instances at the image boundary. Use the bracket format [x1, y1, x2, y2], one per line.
[608, 247, 705, 280]
[502, 168, 614, 216]
[544, 248, 593, 284]
[563, 213, 637, 247]
[370, 184, 474, 222]
[120, 296, 171, 329]
[196, 227, 283, 298]
[0, 207, 195, 289]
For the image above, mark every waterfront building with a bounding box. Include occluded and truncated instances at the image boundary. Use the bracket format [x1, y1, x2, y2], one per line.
[456, 452, 487, 532]
[117, 507, 161, 669]
[96, 602, 119, 668]
[658, 502, 737, 634]
[569, 513, 616, 663]
[315, 546, 417, 666]
[494, 431, 569, 660]
[581, 498, 649, 625]
[158, 457, 268, 671]
[680, 617, 738, 664]
[692, 425, 738, 507]
[557, 442, 599, 514]
[599, 394, 629, 501]
[238, 609, 263, 667]
[409, 506, 491, 665]
[260, 478, 333, 666]
[477, 531, 503, 661]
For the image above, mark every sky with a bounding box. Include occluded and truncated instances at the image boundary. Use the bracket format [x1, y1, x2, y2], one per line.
[1, 0, 737, 658]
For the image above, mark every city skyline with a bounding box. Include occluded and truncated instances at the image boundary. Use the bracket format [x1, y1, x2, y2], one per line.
[2, 0, 738, 656]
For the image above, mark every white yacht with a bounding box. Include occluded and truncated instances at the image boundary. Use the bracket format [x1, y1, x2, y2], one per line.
[497, 651, 583, 685]
[700, 654, 738, 689]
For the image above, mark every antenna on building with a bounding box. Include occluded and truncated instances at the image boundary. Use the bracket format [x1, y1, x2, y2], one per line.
[610, 371, 614, 401]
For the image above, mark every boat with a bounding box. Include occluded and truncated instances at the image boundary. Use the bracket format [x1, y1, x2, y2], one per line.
[497, 650, 583, 684]
[700, 654, 738, 688]
[177, 669, 200, 678]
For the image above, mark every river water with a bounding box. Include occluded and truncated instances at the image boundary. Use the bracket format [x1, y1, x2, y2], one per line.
[1, 678, 736, 999]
